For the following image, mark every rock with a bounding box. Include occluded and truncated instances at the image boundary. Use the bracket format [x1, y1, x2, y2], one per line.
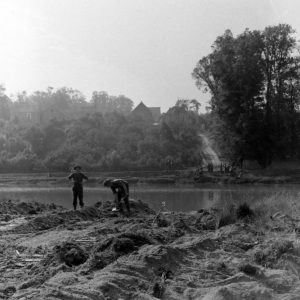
[238, 263, 259, 276]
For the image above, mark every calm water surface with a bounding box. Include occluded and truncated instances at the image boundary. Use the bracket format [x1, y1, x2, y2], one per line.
[0, 184, 300, 211]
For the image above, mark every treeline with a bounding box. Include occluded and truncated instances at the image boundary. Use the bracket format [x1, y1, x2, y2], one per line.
[0, 88, 203, 172]
[2, 23, 299, 172]
[193, 24, 300, 167]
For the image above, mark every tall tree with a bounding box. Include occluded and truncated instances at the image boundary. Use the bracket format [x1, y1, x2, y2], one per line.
[91, 91, 133, 114]
[260, 24, 300, 156]
[192, 24, 300, 167]
[0, 85, 12, 120]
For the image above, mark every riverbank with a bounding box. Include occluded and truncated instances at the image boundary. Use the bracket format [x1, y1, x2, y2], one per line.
[1, 168, 300, 187]
[0, 171, 180, 187]
[194, 172, 296, 184]
[1, 196, 300, 299]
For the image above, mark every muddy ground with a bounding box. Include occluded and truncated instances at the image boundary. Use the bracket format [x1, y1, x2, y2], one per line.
[1, 199, 300, 299]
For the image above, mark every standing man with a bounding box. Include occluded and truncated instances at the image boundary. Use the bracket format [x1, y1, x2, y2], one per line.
[103, 178, 130, 214]
[68, 166, 88, 210]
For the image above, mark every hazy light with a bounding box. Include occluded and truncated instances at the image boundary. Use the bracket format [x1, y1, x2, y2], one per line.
[0, 0, 299, 111]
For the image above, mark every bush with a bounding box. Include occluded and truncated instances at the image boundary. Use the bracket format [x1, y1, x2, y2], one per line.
[217, 203, 237, 228]
[218, 212, 236, 228]
[236, 202, 254, 220]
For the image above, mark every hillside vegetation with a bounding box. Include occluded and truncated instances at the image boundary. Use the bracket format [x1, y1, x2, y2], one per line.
[0, 90, 203, 172]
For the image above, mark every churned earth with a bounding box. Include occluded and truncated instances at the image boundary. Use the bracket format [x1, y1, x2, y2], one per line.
[0, 198, 300, 300]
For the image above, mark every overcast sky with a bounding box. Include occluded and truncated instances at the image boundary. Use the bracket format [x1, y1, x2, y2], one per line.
[0, 0, 300, 111]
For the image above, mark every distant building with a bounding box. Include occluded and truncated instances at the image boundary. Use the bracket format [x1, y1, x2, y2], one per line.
[148, 107, 161, 123]
[131, 102, 161, 124]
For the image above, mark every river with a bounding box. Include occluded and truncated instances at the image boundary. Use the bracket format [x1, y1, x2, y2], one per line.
[1, 183, 300, 211]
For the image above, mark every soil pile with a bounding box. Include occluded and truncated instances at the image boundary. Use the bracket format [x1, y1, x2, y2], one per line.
[1, 199, 300, 299]
[0, 200, 61, 220]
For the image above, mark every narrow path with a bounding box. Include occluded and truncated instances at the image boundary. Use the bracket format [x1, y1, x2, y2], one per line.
[198, 133, 221, 166]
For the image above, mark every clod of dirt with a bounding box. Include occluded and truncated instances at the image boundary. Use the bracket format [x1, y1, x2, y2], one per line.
[156, 216, 169, 227]
[3, 286, 16, 298]
[253, 240, 293, 268]
[238, 263, 259, 276]
[55, 242, 88, 267]
[19, 278, 44, 290]
[195, 210, 217, 230]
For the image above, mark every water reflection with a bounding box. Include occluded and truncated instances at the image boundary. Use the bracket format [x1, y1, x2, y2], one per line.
[0, 184, 299, 212]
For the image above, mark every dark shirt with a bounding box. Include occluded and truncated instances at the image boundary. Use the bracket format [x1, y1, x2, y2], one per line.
[110, 179, 129, 197]
[68, 172, 88, 186]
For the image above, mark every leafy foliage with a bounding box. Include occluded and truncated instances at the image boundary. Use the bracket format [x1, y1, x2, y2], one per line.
[0, 87, 202, 172]
[193, 24, 300, 167]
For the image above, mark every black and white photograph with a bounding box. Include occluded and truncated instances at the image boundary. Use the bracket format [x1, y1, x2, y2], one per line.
[1, 0, 300, 299]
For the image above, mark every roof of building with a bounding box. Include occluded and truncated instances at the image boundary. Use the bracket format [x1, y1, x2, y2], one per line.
[132, 102, 161, 123]
[131, 102, 154, 122]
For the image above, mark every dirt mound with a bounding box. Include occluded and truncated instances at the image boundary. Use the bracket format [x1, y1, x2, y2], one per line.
[94, 199, 155, 216]
[83, 232, 153, 273]
[3, 199, 300, 300]
[0, 199, 60, 216]
[12, 206, 102, 233]
[58, 206, 101, 220]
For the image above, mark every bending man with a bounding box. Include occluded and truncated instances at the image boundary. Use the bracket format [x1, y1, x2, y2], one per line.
[103, 178, 130, 214]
